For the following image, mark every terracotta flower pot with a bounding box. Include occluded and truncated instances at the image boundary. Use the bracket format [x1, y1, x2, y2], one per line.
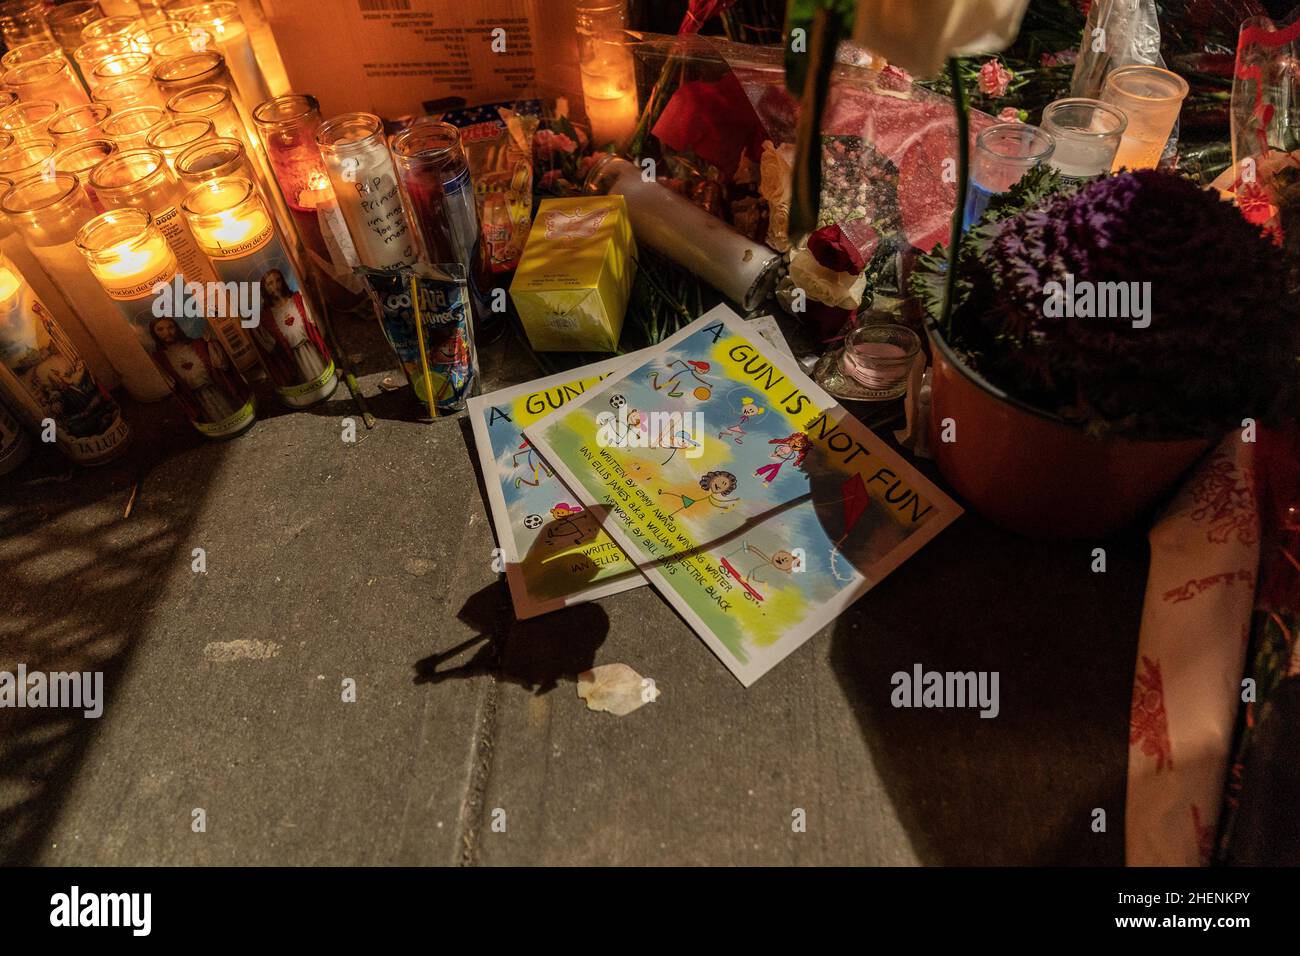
[927, 328, 1213, 538]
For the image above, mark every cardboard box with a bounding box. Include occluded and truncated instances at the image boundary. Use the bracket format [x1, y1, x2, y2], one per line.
[263, 0, 581, 119]
[510, 196, 636, 352]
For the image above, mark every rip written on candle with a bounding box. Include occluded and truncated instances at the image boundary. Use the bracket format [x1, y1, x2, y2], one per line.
[150, 275, 263, 328]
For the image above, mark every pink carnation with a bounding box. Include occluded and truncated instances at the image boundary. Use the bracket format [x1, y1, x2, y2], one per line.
[978, 59, 1013, 97]
[998, 107, 1023, 123]
[534, 128, 577, 162]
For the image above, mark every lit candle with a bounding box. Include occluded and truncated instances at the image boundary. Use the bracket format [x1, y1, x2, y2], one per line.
[576, 2, 638, 148]
[2, 56, 91, 111]
[78, 191, 255, 436]
[90, 51, 153, 89]
[0, 99, 59, 143]
[74, 34, 135, 91]
[46, 102, 112, 147]
[316, 111, 419, 271]
[183, 175, 338, 408]
[253, 94, 369, 316]
[1, 172, 170, 400]
[92, 72, 167, 111]
[143, 114, 214, 169]
[89, 145, 259, 374]
[175, 3, 270, 118]
[0, 249, 131, 463]
[102, 103, 165, 149]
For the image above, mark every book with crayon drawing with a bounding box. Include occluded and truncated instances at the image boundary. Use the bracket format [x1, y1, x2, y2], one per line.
[525, 305, 962, 685]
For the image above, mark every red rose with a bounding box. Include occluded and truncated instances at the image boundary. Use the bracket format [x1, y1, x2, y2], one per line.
[807, 223, 867, 274]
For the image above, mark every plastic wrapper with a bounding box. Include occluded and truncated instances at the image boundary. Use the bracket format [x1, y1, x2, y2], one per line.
[359, 264, 478, 415]
[432, 100, 541, 275]
[630, 34, 993, 266]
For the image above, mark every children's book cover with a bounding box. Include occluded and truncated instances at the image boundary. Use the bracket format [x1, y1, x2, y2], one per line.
[468, 354, 646, 620]
[525, 305, 963, 685]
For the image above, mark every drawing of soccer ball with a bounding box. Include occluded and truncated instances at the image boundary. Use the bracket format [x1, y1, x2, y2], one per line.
[609, 394, 626, 408]
[523, 514, 543, 530]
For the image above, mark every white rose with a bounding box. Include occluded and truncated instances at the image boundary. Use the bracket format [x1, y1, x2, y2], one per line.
[788, 247, 868, 310]
[852, 0, 1031, 77]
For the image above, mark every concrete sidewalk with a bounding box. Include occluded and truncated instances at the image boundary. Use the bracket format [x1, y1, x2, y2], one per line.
[0, 315, 1143, 865]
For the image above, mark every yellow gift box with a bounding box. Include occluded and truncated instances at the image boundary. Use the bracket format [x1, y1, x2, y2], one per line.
[510, 196, 636, 352]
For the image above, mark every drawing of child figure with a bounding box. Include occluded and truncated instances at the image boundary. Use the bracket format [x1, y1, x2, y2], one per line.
[719, 541, 799, 599]
[717, 395, 764, 443]
[755, 433, 810, 484]
[661, 470, 739, 518]
[649, 358, 711, 400]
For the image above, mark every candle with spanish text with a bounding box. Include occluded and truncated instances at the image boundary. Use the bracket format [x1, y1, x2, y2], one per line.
[77, 207, 256, 437]
[0, 250, 131, 464]
[183, 176, 336, 408]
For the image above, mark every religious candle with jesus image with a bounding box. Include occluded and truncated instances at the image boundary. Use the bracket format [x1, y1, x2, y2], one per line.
[76, 208, 256, 439]
[182, 176, 337, 409]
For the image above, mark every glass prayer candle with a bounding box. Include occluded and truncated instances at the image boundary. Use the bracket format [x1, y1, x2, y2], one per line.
[102, 103, 164, 148]
[77, 206, 256, 437]
[2, 57, 91, 111]
[0, 247, 131, 463]
[0, 0, 52, 47]
[0, 167, 120, 389]
[253, 94, 369, 316]
[576, 1, 638, 149]
[130, 19, 189, 54]
[47, 2, 104, 54]
[0, 138, 57, 182]
[80, 15, 143, 44]
[74, 35, 135, 90]
[1101, 65, 1189, 172]
[151, 28, 211, 62]
[1040, 98, 1127, 184]
[152, 49, 229, 101]
[47, 103, 113, 148]
[962, 122, 1055, 229]
[1, 171, 169, 399]
[90, 51, 152, 89]
[164, 82, 240, 139]
[173, 3, 268, 116]
[53, 137, 118, 209]
[92, 72, 166, 111]
[183, 175, 338, 408]
[317, 111, 419, 270]
[101, 1, 147, 18]
[1, 40, 64, 72]
[175, 135, 253, 185]
[388, 121, 467, 265]
[144, 114, 213, 169]
[0, 101, 57, 144]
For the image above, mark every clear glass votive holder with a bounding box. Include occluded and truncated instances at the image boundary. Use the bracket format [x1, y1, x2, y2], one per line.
[1100, 65, 1189, 172]
[963, 122, 1055, 229]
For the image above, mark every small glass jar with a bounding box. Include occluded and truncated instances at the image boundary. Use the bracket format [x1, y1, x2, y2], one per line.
[962, 122, 1055, 228]
[152, 28, 211, 61]
[174, 135, 253, 185]
[183, 175, 339, 408]
[73, 35, 135, 89]
[165, 82, 240, 140]
[0, 99, 58, 143]
[152, 49, 230, 102]
[144, 114, 214, 168]
[389, 121, 469, 265]
[53, 136, 118, 208]
[1040, 98, 1127, 184]
[0, 137, 56, 182]
[130, 19, 189, 54]
[80, 15, 143, 44]
[1, 57, 91, 111]
[0, 0, 53, 47]
[172, 2, 268, 111]
[1, 170, 170, 401]
[1, 39, 64, 72]
[90, 51, 153, 89]
[317, 110, 419, 270]
[102, 103, 165, 149]
[92, 72, 166, 111]
[1100, 65, 1189, 172]
[47, 2, 104, 54]
[47, 103, 112, 147]
[77, 204, 257, 438]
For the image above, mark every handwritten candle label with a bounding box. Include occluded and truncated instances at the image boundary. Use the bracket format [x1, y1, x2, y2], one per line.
[349, 169, 418, 269]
